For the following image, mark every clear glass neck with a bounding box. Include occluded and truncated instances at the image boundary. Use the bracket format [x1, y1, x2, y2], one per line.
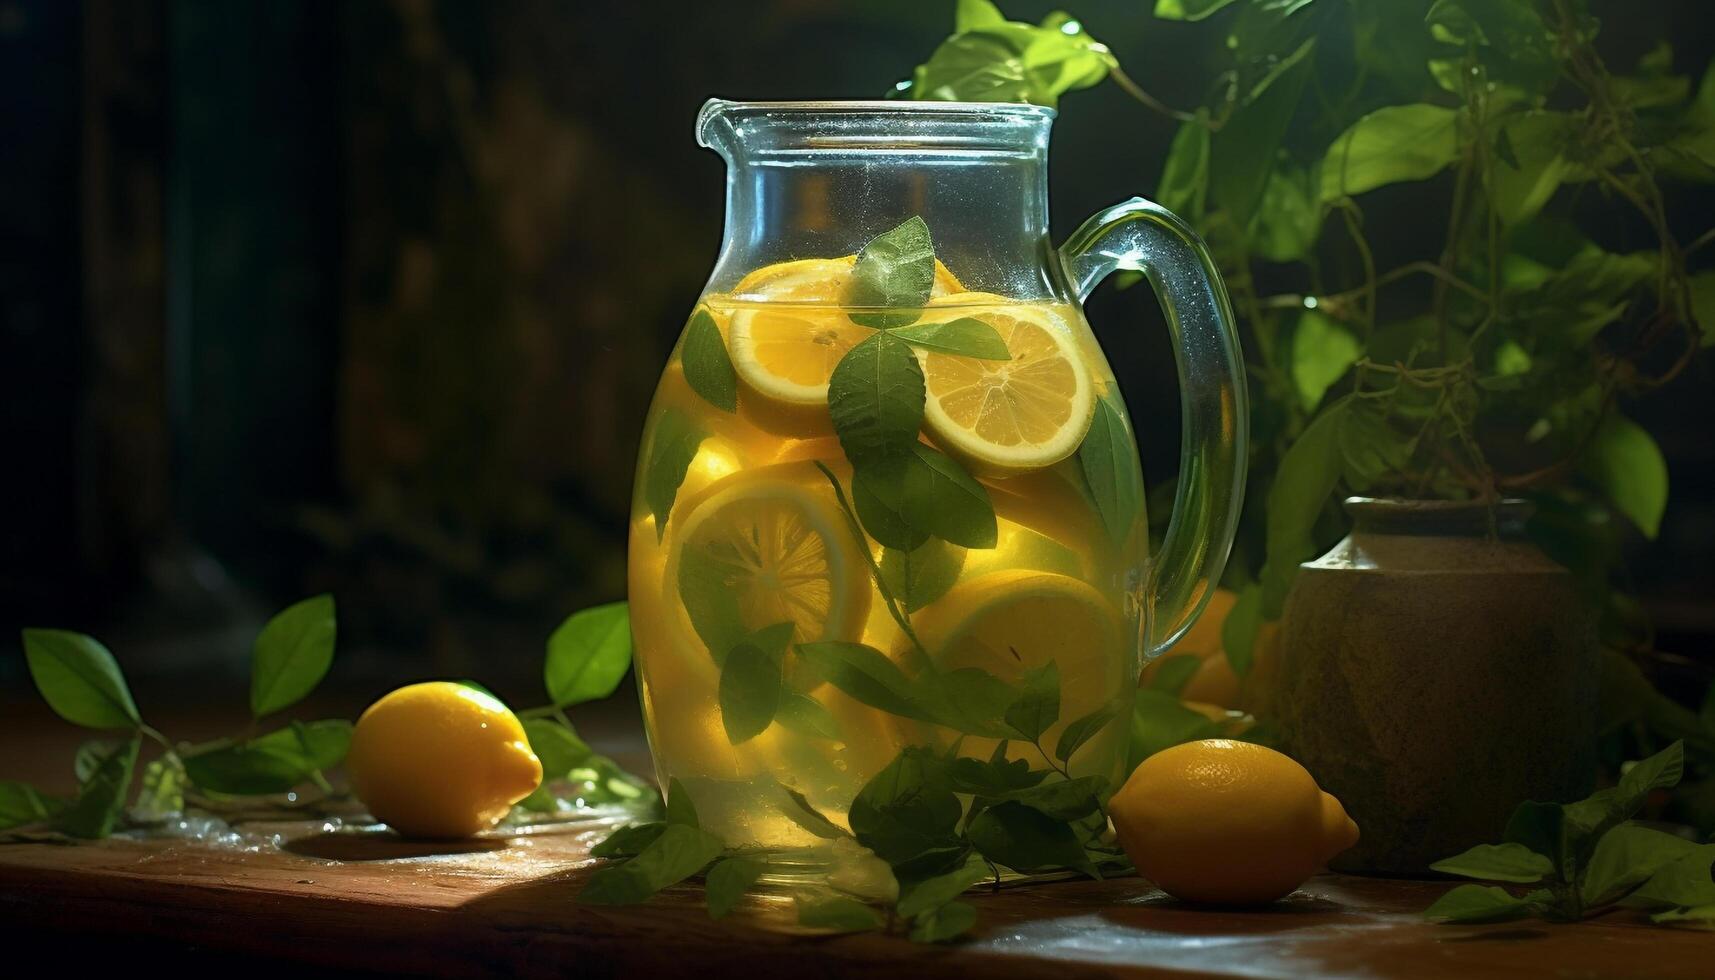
[696, 99, 1063, 300]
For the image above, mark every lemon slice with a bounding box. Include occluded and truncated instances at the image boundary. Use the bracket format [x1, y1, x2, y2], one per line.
[665, 463, 872, 684]
[912, 569, 1126, 756]
[726, 257, 964, 430]
[916, 298, 1095, 476]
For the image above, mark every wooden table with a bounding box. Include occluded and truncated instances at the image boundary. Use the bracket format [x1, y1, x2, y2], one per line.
[1, 813, 1707, 979]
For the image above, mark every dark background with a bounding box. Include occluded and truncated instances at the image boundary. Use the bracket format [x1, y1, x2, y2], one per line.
[2, 0, 1713, 720]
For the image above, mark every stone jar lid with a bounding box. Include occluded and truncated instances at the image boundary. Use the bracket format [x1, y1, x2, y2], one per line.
[1342, 496, 1533, 539]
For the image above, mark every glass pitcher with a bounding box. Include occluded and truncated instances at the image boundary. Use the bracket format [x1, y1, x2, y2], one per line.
[628, 100, 1246, 853]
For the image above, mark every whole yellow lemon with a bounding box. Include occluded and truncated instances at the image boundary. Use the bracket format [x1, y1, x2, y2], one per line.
[1110, 739, 1358, 905]
[347, 681, 543, 839]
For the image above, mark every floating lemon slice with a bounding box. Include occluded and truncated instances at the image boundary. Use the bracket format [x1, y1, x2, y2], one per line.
[916, 295, 1095, 476]
[912, 569, 1126, 757]
[726, 256, 963, 434]
[664, 463, 872, 686]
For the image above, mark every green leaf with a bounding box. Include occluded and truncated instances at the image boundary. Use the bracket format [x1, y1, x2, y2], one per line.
[1153, 0, 1240, 20]
[966, 800, 1090, 873]
[666, 776, 700, 828]
[134, 757, 185, 821]
[1055, 700, 1122, 763]
[1559, 742, 1685, 869]
[1247, 165, 1322, 262]
[181, 720, 351, 794]
[1423, 884, 1536, 924]
[796, 641, 939, 724]
[706, 857, 764, 919]
[591, 822, 667, 859]
[1128, 689, 1223, 771]
[1157, 114, 1212, 219]
[777, 785, 848, 840]
[945, 745, 1046, 797]
[1580, 415, 1668, 539]
[0, 781, 60, 830]
[720, 637, 784, 745]
[910, 900, 979, 943]
[987, 775, 1107, 821]
[1625, 844, 1715, 909]
[855, 444, 997, 550]
[795, 894, 884, 932]
[1489, 112, 1576, 226]
[249, 594, 337, 718]
[892, 317, 1010, 360]
[1078, 396, 1144, 544]
[1291, 311, 1360, 412]
[1652, 904, 1715, 928]
[1146, 655, 1200, 696]
[828, 330, 926, 466]
[1221, 585, 1263, 677]
[1426, 0, 1559, 94]
[1429, 842, 1555, 883]
[56, 736, 139, 839]
[545, 601, 632, 707]
[1003, 662, 1060, 741]
[578, 823, 725, 905]
[680, 307, 738, 412]
[906, 14, 1113, 108]
[1259, 400, 1347, 614]
[1211, 39, 1315, 222]
[643, 407, 708, 541]
[846, 216, 936, 329]
[849, 747, 963, 863]
[522, 718, 592, 778]
[21, 629, 141, 730]
[897, 853, 990, 917]
[776, 692, 841, 740]
[1320, 105, 1460, 203]
[932, 668, 1020, 737]
[879, 539, 966, 614]
[1581, 823, 1700, 907]
[1503, 801, 1566, 869]
[955, 0, 1005, 32]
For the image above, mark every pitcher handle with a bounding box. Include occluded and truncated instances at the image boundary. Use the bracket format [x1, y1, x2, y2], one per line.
[1057, 197, 1248, 657]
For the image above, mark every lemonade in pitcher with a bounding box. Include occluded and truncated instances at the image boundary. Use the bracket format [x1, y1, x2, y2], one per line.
[629, 100, 1246, 858]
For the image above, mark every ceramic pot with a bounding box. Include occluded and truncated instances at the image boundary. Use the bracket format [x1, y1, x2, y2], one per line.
[1275, 497, 1599, 874]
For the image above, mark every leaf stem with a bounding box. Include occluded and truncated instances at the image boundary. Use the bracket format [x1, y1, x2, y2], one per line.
[814, 462, 933, 670]
[1107, 63, 1203, 126]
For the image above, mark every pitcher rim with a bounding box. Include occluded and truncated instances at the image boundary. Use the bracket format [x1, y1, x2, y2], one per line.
[697, 98, 1056, 149]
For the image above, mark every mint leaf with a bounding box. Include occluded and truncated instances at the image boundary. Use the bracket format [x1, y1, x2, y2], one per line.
[56, 736, 139, 839]
[706, 857, 764, 919]
[1503, 801, 1566, 870]
[720, 636, 784, 744]
[955, 0, 1005, 32]
[666, 776, 699, 828]
[796, 641, 939, 724]
[931, 667, 1020, 737]
[522, 718, 592, 778]
[776, 785, 848, 840]
[1221, 585, 1264, 677]
[181, 720, 351, 794]
[591, 822, 667, 858]
[845, 216, 936, 329]
[680, 307, 738, 412]
[1055, 700, 1122, 763]
[250, 594, 337, 718]
[828, 330, 926, 466]
[1430, 842, 1555, 883]
[21, 629, 141, 730]
[1624, 844, 1715, 909]
[1004, 662, 1060, 741]
[1581, 415, 1668, 539]
[1651, 905, 1715, 928]
[850, 747, 962, 863]
[1423, 884, 1538, 924]
[905, 13, 1112, 107]
[1078, 396, 1143, 544]
[910, 899, 978, 943]
[984, 775, 1106, 822]
[776, 692, 841, 740]
[1581, 823, 1700, 907]
[879, 539, 965, 613]
[0, 781, 60, 830]
[1146, 655, 1201, 696]
[945, 746, 1045, 796]
[1153, 0, 1240, 21]
[1320, 104, 1459, 202]
[677, 546, 747, 662]
[546, 601, 632, 707]
[1560, 741, 1685, 870]
[966, 800, 1090, 874]
[796, 894, 885, 932]
[854, 444, 997, 550]
[892, 318, 1010, 360]
[643, 407, 708, 541]
[579, 823, 724, 905]
[897, 852, 990, 917]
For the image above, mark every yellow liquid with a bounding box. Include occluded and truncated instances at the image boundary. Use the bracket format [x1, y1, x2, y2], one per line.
[628, 293, 1144, 851]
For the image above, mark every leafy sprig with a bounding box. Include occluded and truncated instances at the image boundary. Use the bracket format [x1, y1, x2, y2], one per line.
[1424, 742, 1715, 926]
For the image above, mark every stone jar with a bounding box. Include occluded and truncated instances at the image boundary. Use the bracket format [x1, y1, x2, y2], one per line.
[1275, 497, 1598, 874]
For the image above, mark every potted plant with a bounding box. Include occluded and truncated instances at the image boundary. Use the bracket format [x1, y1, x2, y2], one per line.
[896, 0, 1715, 869]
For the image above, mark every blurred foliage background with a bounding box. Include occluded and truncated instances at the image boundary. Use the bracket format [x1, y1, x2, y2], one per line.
[1, 0, 1711, 710]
